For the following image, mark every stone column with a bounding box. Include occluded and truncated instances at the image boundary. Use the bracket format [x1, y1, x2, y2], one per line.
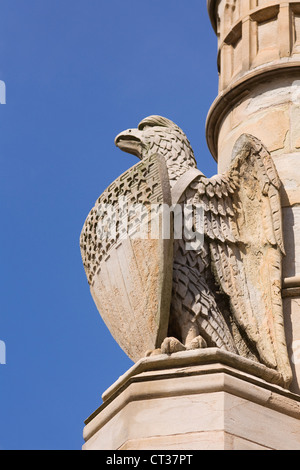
[206, 0, 300, 394]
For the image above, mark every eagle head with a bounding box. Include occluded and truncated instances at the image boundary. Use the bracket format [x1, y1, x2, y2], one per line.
[115, 115, 196, 168]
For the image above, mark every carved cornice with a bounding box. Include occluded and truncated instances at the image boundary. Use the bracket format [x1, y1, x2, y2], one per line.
[282, 276, 300, 297]
[205, 62, 300, 161]
[207, 0, 218, 34]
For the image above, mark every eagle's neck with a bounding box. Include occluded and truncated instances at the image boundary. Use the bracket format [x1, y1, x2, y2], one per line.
[148, 131, 197, 190]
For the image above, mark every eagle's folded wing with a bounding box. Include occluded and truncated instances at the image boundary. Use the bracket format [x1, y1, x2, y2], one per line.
[200, 134, 292, 387]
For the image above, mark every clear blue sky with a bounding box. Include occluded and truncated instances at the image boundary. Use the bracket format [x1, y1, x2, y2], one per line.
[0, 1, 219, 450]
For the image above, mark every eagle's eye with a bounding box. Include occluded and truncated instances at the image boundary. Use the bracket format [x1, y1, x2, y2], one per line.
[138, 123, 151, 131]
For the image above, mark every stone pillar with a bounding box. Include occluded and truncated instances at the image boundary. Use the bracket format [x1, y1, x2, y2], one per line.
[83, 350, 300, 450]
[206, 0, 300, 395]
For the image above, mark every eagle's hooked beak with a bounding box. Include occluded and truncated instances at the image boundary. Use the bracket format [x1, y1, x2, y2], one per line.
[114, 128, 144, 159]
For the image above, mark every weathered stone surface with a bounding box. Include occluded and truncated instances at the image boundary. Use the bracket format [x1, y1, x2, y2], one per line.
[284, 296, 300, 394]
[282, 206, 300, 278]
[217, 79, 294, 173]
[82, 350, 300, 450]
[207, 0, 300, 93]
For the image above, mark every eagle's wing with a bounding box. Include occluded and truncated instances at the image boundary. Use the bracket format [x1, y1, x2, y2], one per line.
[198, 134, 292, 387]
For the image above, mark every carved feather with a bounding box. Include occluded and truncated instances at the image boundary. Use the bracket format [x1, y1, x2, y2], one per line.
[201, 134, 292, 386]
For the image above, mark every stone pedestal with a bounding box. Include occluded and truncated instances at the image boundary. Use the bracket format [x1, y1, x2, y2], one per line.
[82, 349, 300, 450]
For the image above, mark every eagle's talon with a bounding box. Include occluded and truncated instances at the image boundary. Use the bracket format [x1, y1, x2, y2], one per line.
[187, 335, 207, 350]
[161, 337, 186, 355]
[145, 348, 162, 357]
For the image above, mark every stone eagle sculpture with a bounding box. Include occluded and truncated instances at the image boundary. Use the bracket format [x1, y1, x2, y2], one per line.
[111, 115, 292, 388]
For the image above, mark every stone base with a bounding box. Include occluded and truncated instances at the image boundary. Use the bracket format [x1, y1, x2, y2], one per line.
[82, 349, 300, 450]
